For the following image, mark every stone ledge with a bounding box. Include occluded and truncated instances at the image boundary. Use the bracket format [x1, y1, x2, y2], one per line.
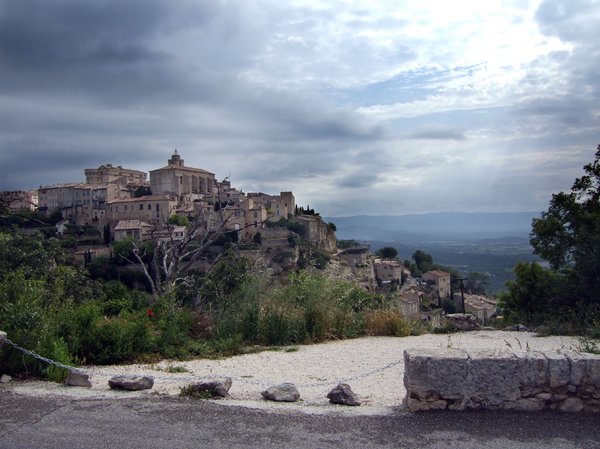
[404, 349, 600, 412]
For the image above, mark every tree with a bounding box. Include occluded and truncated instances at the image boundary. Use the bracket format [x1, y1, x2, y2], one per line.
[103, 224, 111, 245]
[412, 250, 433, 273]
[498, 262, 566, 325]
[465, 272, 490, 295]
[168, 214, 190, 227]
[124, 179, 265, 299]
[133, 186, 151, 197]
[336, 239, 361, 249]
[530, 145, 600, 307]
[376, 246, 398, 259]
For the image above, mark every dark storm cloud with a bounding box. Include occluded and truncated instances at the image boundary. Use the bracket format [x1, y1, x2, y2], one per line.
[336, 172, 379, 189]
[0, 0, 165, 68]
[0, 0, 171, 97]
[0, 0, 388, 192]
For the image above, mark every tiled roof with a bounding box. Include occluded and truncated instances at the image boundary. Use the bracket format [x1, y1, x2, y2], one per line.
[107, 194, 175, 204]
[150, 165, 214, 175]
[424, 270, 450, 277]
[114, 220, 153, 230]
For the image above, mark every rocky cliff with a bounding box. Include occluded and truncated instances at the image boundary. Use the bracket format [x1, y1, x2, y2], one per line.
[295, 215, 337, 254]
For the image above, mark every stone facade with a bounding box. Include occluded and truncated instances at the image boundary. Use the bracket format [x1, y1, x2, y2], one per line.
[150, 150, 216, 199]
[338, 246, 370, 266]
[404, 349, 600, 412]
[113, 220, 154, 242]
[38, 182, 125, 226]
[85, 164, 146, 185]
[374, 259, 403, 284]
[4, 190, 38, 211]
[461, 294, 497, 322]
[395, 290, 421, 318]
[246, 191, 296, 222]
[295, 215, 337, 253]
[107, 195, 178, 225]
[422, 270, 451, 299]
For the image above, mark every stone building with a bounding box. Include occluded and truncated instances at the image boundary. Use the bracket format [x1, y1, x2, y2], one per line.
[246, 191, 296, 221]
[38, 182, 123, 226]
[3, 190, 38, 212]
[374, 259, 403, 284]
[85, 164, 146, 185]
[150, 150, 216, 202]
[337, 246, 370, 266]
[395, 290, 422, 318]
[422, 270, 452, 299]
[107, 195, 178, 225]
[217, 198, 268, 241]
[295, 215, 337, 253]
[113, 220, 154, 242]
[455, 293, 497, 322]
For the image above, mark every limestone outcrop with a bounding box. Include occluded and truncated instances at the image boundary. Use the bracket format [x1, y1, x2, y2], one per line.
[295, 215, 337, 253]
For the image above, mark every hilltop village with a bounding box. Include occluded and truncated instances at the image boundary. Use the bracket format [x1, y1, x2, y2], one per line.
[3, 150, 497, 327]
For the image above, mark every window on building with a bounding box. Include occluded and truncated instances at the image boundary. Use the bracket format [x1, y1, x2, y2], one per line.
[148, 204, 151, 210]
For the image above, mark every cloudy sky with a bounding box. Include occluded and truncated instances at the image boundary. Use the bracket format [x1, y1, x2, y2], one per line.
[0, 0, 598, 216]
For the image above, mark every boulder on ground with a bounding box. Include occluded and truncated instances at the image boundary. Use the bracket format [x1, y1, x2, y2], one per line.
[503, 324, 529, 332]
[0, 374, 12, 384]
[186, 378, 232, 397]
[65, 369, 92, 388]
[261, 383, 300, 402]
[327, 383, 361, 406]
[442, 314, 480, 331]
[108, 375, 154, 391]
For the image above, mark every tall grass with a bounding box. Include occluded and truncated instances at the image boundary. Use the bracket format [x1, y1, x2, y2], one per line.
[209, 270, 418, 346]
[365, 309, 413, 337]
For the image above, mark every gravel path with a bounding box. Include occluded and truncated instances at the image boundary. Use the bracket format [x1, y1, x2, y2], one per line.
[5, 331, 581, 415]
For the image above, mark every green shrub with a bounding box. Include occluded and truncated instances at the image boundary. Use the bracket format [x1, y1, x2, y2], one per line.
[40, 338, 73, 382]
[240, 303, 260, 342]
[259, 304, 304, 345]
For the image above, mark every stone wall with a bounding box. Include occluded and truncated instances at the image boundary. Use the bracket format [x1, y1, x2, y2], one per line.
[404, 348, 600, 412]
[295, 215, 337, 253]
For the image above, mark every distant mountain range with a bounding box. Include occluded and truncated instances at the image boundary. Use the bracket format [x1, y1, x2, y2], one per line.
[325, 212, 541, 243]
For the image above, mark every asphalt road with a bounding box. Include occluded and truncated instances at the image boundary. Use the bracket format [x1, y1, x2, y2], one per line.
[1, 391, 599, 449]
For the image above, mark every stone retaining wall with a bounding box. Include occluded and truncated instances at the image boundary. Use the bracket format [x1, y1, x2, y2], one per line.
[404, 349, 600, 412]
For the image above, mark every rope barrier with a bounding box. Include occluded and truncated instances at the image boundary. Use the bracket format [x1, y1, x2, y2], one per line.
[3, 337, 404, 389]
[4, 338, 80, 372]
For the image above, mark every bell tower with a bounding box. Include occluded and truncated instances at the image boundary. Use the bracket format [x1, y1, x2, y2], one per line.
[168, 149, 184, 167]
